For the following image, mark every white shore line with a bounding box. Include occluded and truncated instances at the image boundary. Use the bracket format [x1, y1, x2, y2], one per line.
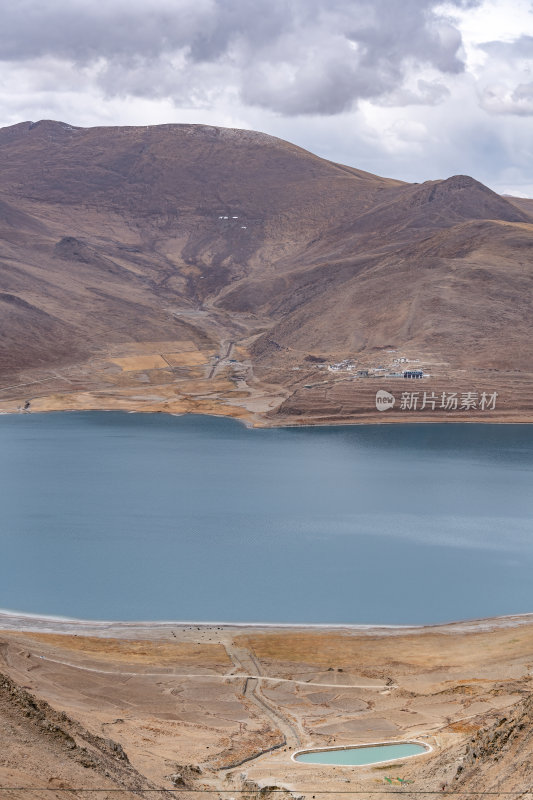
[1, 610, 533, 638]
[32, 654, 391, 688]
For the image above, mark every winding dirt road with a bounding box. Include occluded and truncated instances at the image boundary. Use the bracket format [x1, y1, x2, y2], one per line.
[224, 639, 303, 749]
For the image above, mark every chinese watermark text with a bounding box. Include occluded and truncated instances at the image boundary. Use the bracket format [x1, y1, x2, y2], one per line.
[376, 390, 498, 412]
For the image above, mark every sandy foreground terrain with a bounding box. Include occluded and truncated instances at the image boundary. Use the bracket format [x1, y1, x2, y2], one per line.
[0, 613, 532, 799]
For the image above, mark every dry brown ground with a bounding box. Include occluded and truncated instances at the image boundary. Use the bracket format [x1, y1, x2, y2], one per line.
[1, 343, 532, 427]
[0, 617, 532, 798]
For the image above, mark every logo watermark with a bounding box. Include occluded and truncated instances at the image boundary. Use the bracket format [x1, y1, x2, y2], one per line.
[375, 390, 498, 412]
[375, 390, 396, 412]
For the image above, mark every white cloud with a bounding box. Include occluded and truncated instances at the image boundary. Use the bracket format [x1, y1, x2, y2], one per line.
[480, 81, 533, 115]
[378, 119, 430, 154]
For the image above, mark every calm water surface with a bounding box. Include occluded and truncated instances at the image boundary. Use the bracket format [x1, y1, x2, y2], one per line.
[0, 412, 532, 624]
[294, 743, 427, 765]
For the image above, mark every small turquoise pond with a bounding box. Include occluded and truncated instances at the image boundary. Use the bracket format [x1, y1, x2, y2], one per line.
[293, 743, 428, 766]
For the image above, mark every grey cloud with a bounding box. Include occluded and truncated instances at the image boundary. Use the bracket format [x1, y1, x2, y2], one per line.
[0, 1, 213, 63]
[346, 3, 464, 73]
[0, 0, 477, 116]
[481, 34, 533, 61]
[376, 79, 450, 108]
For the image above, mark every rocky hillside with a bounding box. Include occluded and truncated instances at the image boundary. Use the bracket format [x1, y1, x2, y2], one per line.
[0, 671, 174, 798]
[452, 691, 533, 793]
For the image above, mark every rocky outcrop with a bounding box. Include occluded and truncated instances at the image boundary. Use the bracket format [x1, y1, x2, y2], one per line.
[452, 691, 533, 792]
[0, 672, 174, 796]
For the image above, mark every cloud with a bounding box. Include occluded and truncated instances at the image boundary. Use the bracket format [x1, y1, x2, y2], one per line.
[0, 0, 473, 116]
[480, 33, 533, 61]
[2, 0, 533, 199]
[376, 78, 451, 107]
[475, 34, 533, 114]
[480, 81, 533, 115]
[380, 119, 430, 153]
[0, 0, 213, 62]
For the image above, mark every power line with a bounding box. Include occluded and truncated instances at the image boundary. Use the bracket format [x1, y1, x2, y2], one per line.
[0, 790, 531, 794]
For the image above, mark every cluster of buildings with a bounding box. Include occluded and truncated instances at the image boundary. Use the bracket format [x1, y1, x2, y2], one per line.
[327, 359, 357, 373]
[323, 357, 425, 379]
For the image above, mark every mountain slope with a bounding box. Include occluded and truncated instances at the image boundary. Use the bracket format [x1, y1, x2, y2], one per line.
[0, 120, 532, 423]
[419, 690, 533, 793]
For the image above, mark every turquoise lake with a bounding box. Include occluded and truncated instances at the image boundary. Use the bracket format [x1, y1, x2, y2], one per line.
[294, 743, 427, 765]
[0, 412, 532, 624]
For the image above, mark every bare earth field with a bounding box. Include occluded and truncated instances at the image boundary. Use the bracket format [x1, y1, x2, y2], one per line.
[1, 614, 532, 798]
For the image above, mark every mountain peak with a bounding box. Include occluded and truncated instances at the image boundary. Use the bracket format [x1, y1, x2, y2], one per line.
[404, 173, 529, 224]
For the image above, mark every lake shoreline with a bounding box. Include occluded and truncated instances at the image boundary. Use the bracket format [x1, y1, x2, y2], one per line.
[2, 609, 533, 639]
[2, 405, 533, 429]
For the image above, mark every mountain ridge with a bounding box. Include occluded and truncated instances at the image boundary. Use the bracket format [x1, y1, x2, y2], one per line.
[0, 119, 532, 424]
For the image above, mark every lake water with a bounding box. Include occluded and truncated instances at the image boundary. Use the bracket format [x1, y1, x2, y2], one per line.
[0, 412, 532, 624]
[293, 742, 428, 765]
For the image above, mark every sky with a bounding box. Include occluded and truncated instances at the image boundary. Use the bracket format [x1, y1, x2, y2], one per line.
[1, 0, 532, 195]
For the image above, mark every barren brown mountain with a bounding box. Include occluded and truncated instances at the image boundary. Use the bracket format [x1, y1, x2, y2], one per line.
[1, 119, 532, 423]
